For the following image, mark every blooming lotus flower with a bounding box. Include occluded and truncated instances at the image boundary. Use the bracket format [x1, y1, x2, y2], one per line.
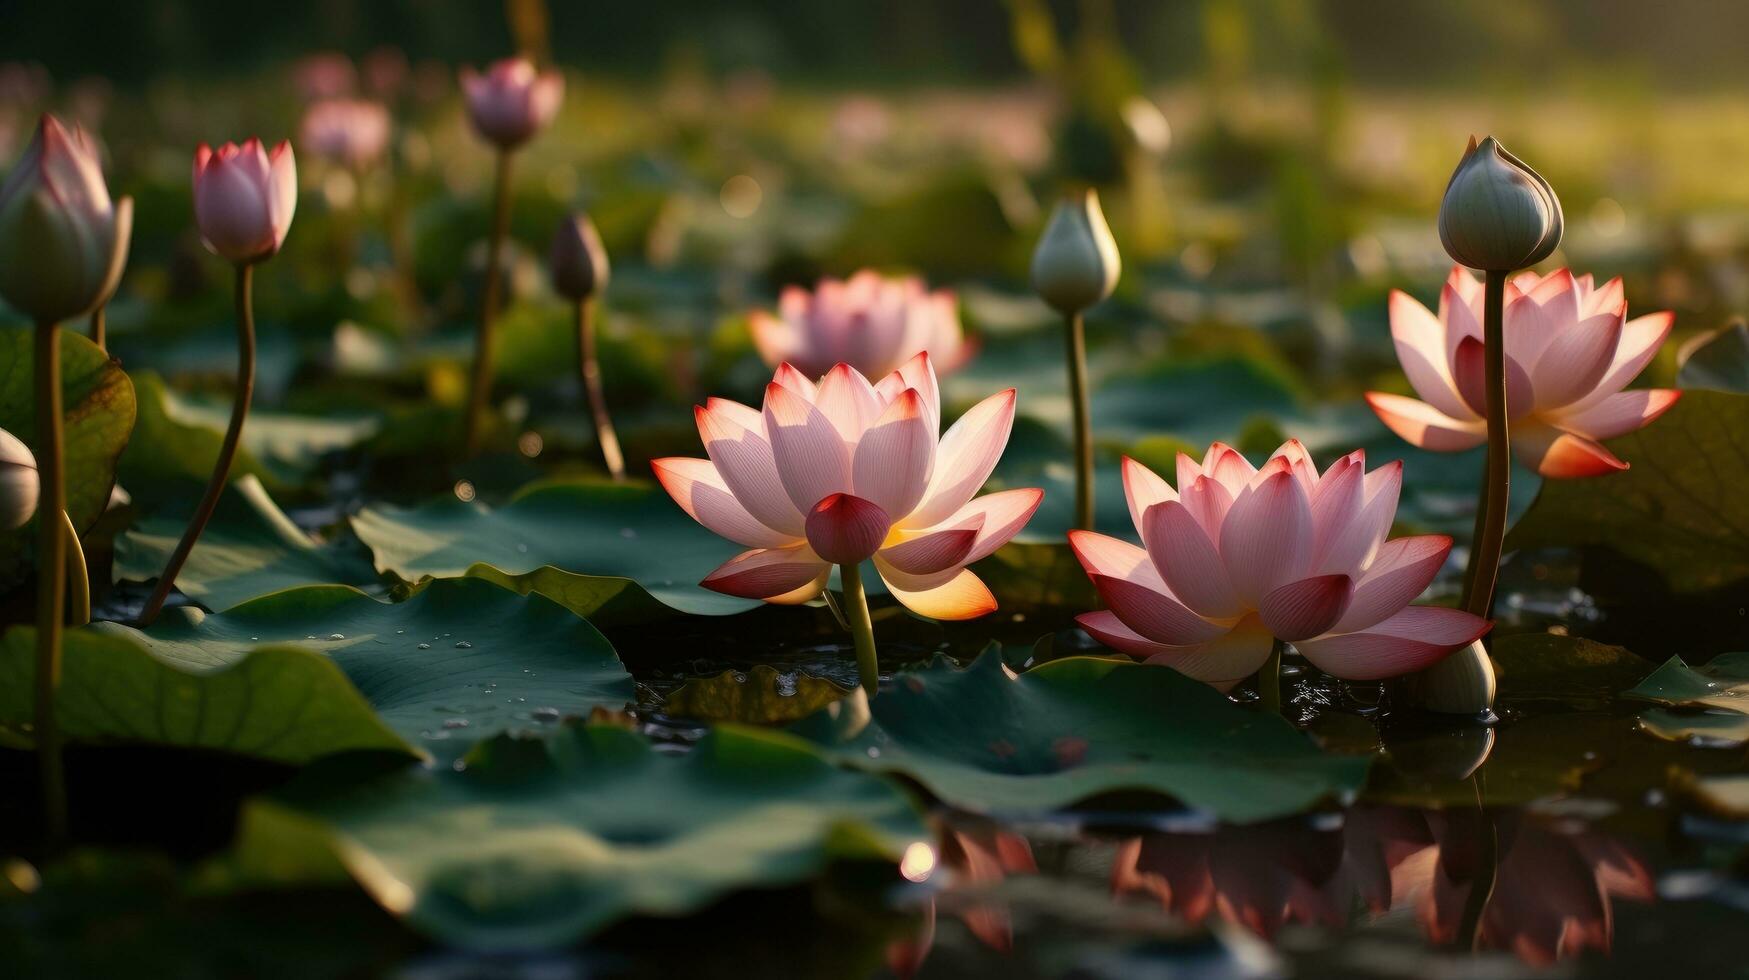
[0, 426, 37, 531]
[1367, 266, 1680, 477]
[0, 115, 133, 323]
[459, 58, 563, 149]
[299, 98, 392, 170]
[749, 270, 972, 381]
[654, 353, 1041, 619]
[192, 139, 297, 264]
[1069, 440, 1490, 687]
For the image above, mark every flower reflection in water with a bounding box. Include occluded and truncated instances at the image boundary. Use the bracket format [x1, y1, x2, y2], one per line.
[1112, 806, 1653, 967]
[888, 825, 1037, 979]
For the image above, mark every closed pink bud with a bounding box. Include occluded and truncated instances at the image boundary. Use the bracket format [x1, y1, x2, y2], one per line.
[459, 58, 563, 149]
[0, 114, 133, 323]
[192, 138, 297, 264]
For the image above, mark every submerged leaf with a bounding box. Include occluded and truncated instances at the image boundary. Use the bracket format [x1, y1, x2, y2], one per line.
[791, 649, 1369, 822]
[663, 665, 851, 724]
[352, 478, 756, 624]
[239, 723, 928, 950]
[1625, 651, 1749, 748]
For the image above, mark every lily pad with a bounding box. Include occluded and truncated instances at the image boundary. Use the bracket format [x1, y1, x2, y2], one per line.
[791, 648, 1370, 823]
[663, 665, 851, 724]
[1507, 391, 1749, 594]
[114, 475, 381, 611]
[0, 625, 411, 763]
[1677, 320, 1749, 393]
[239, 723, 928, 950]
[1625, 651, 1749, 748]
[89, 577, 634, 756]
[351, 478, 755, 624]
[119, 371, 379, 500]
[0, 325, 137, 581]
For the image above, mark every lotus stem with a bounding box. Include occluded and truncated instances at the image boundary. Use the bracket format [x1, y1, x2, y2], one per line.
[838, 562, 880, 699]
[88, 304, 105, 352]
[1460, 270, 1510, 619]
[60, 510, 88, 627]
[1454, 774, 1500, 951]
[33, 319, 67, 846]
[1259, 639, 1284, 715]
[576, 296, 626, 481]
[463, 148, 515, 457]
[139, 263, 256, 626]
[1064, 310, 1094, 530]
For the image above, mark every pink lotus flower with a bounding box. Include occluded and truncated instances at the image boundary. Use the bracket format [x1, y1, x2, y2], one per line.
[654, 353, 1040, 620]
[749, 270, 973, 381]
[0, 115, 133, 323]
[1069, 440, 1490, 687]
[299, 98, 391, 169]
[459, 58, 563, 149]
[192, 139, 296, 264]
[1367, 266, 1680, 477]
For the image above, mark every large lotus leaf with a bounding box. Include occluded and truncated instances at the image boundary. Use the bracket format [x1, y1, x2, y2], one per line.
[1677, 320, 1749, 393]
[119, 371, 379, 498]
[114, 474, 381, 610]
[0, 326, 136, 581]
[1507, 391, 1749, 594]
[791, 649, 1370, 823]
[0, 625, 411, 763]
[239, 723, 929, 950]
[88, 577, 634, 757]
[1625, 651, 1749, 747]
[351, 478, 756, 624]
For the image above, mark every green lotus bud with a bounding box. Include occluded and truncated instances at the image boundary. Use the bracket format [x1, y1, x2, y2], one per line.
[549, 212, 610, 302]
[0, 426, 38, 531]
[1438, 135, 1562, 272]
[1411, 639, 1497, 714]
[1030, 188, 1120, 314]
[0, 115, 133, 324]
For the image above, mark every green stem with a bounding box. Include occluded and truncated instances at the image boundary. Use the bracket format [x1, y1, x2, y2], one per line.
[463, 149, 514, 458]
[1259, 639, 1283, 715]
[577, 296, 626, 481]
[1459, 270, 1510, 619]
[839, 562, 880, 699]
[34, 319, 67, 846]
[88, 304, 105, 352]
[1065, 310, 1094, 530]
[60, 510, 88, 627]
[138, 263, 256, 626]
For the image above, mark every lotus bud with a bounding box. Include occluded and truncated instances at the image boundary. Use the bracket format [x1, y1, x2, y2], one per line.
[0, 115, 133, 324]
[192, 138, 298, 265]
[0, 427, 38, 531]
[549, 212, 610, 301]
[1438, 136, 1562, 272]
[459, 58, 564, 150]
[1411, 639, 1497, 714]
[1030, 189, 1120, 314]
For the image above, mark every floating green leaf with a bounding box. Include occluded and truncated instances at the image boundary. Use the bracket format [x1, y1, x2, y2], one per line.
[1625, 651, 1749, 747]
[114, 475, 381, 610]
[90, 577, 634, 756]
[663, 665, 851, 724]
[0, 625, 411, 764]
[791, 649, 1370, 822]
[0, 326, 137, 582]
[351, 478, 756, 624]
[1507, 391, 1749, 594]
[239, 723, 927, 950]
[1677, 320, 1749, 394]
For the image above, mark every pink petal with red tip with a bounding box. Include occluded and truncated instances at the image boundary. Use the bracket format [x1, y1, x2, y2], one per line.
[1218, 471, 1313, 602]
[1143, 501, 1243, 619]
[1203, 442, 1256, 496]
[1121, 456, 1176, 540]
[1503, 268, 1578, 369]
[815, 362, 883, 438]
[696, 402, 805, 535]
[1258, 574, 1353, 641]
[701, 544, 831, 600]
[652, 457, 799, 549]
[1333, 534, 1452, 633]
[805, 493, 892, 564]
[1091, 574, 1230, 646]
[1389, 289, 1474, 420]
[851, 389, 936, 519]
[1453, 336, 1534, 419]
[1552, 389, 1680, 441]
[771, 362, 819, 400]
[879, 522, 980, 575]
[1513, 424, 1628, 479]
[1075, 610, 1176, 660]
[908, 388, 1016, 528]
[1293, 606, 1490, 681]
[1177, 475, 1234, 541]
[1366, 393, 1486, 452]
[936, 488, 1044, 564]
[1531, 311, 1623, 411]
[1066, 530, 1167, 591]
[764, 381, 853, 513]
[1269, 439, 1320, 497]
[1564, 311, 1675, 414]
